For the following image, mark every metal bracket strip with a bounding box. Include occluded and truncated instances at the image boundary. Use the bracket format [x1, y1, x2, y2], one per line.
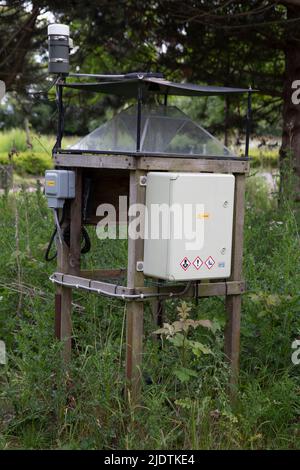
[50, 272, 245, 300]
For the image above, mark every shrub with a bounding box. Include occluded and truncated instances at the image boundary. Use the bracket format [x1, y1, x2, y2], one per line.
[249, 148, 279, 168]
[0, 129, 78, 176]
[0, 151, 52, 175]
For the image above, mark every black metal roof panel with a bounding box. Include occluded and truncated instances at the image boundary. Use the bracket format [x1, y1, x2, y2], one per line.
[62, 76, 252, 97]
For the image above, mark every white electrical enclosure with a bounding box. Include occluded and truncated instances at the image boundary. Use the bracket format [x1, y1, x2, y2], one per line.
[143, 172, 235, 281]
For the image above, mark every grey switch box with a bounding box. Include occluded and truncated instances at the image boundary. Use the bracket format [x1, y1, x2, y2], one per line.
[45, 170, 75, 208]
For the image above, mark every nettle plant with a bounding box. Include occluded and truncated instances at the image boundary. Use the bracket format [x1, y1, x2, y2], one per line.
[154, 301, 215, 383]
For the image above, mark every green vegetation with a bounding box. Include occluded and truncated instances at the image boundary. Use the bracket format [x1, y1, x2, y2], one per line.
[0, 173, 299, 450]
[249, 148, 279, 169]
[0, 128, 54, 154]
[0, 130, 78, 176]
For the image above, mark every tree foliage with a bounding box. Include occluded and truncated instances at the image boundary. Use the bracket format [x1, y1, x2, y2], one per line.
[1, 1, 300, 198]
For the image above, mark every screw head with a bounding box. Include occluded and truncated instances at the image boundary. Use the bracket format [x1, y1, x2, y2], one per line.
[136, 261, 144, 271]
[221, 247, 226, 255]
[223, 201, 229, 208]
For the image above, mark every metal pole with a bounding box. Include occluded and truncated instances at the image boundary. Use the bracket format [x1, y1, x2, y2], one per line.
[69, 72, 126, 79]
[53, 78, 65, 152]
[245, 88, 252, 158]
[136, 85, 143, 152]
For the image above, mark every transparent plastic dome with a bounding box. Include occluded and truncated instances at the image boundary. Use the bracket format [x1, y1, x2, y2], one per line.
[71, 105, 234, 157]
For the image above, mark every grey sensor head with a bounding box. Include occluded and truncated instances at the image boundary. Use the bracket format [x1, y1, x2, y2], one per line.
[48, 24, 72, 75]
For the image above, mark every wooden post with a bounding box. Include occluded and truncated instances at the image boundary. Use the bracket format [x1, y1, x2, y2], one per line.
[70, 169, 82, 276]
[55, 168, 82, 363]
[225, 173, 246, 391]
[56, 214, 72, 363]
[125, 168, 146, 403]
[151, 298, 164, 327]
[150, 279, 165, 328]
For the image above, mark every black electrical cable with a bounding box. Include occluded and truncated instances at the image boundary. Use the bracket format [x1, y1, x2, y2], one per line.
[62, 224, 91, 254]
[45, 212, 91, 262]
[45, 225, 59, 262]
[45, 209, 65, 262]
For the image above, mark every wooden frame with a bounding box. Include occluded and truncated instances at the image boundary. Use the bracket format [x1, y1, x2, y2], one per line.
[53, 153, 248, 401]
[54, 153, 249, 173]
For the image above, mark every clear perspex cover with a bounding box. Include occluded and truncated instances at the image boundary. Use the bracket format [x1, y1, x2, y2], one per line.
[70, 105, 234, 157]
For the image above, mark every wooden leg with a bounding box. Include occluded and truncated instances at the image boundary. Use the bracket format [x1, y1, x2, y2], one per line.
[55, 168, 82, 364]
[56, 228, 72, 363]
[126, 301, 144, 401]
[151, 298, 164, 327]
[224, 173, 246, 393]
[125, 168, 146, 403]
[59, 287, 72, 362]
[225, 295, 241, 388]
[70, 169, 82, 276]
[55, 293, 61, 340]
[151, 279, 165, 328]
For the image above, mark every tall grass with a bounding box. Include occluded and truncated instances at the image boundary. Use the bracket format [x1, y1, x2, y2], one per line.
[0, 175, 299, 449]
[0, 129, 77, 154]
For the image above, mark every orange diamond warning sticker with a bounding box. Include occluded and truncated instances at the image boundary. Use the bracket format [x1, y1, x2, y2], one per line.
[192, 256, 203, 270]
[180, 257, 191, 271]
[205, 256, 215, 269]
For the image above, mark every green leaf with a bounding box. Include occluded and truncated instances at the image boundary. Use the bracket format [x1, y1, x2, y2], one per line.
[174, 398, 194, 410]
[174, 367, 198, 383]
[188, 340, 213, 356]
[168, 333, 185, 347]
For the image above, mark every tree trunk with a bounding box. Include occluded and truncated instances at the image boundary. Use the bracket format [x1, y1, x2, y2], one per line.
[24, 117, 32, 149]
[280, 4, 300, 204]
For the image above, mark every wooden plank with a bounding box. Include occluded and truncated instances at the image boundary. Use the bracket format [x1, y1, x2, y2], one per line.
[54, 153, 249, 174]
[125, 168, 146, 403]
[137, 157, 249, 174]
[225, 173, 246, 392]
[55, 153, 136, 170]
[138, 281, 245, 297]
[80, 268, 127, 280]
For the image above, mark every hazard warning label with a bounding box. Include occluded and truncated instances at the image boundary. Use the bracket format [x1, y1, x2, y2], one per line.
[180, 257, 191, 271]
[205, 256, 215, 269]
[192, 256, 203, 270]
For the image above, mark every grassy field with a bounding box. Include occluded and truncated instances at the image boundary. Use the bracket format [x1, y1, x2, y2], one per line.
[0, 170, 299, 450]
